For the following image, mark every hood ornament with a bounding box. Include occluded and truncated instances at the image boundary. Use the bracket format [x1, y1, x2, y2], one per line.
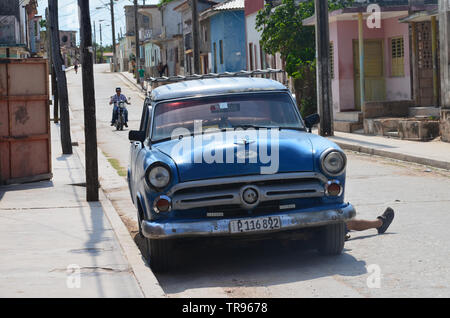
[234, 138, 255, 146]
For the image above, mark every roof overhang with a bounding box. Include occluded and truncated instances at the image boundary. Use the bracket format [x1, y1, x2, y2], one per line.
[173, 1, 189, 12]
[138, 6, 159, 16]
[200, 0, 244, 20]
[399, 9, 439, 23]
[303, 6, 410, 26]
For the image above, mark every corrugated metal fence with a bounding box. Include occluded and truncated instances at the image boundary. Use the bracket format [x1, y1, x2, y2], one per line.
[0, 58, 52, 185]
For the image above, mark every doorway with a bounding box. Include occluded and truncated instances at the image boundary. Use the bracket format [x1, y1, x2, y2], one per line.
[353, 39, 386, 109]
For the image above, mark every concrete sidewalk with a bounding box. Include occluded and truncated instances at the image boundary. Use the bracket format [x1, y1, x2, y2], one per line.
[328, 130, 450, 170]
[0, 123, 144, 297]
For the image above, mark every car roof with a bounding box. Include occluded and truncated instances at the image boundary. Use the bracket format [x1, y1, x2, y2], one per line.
[150, 77, 288, 102]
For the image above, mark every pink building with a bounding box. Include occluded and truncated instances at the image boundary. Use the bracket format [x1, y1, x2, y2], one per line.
[304, 4, 412, 131]
[304, 5, 411, 112]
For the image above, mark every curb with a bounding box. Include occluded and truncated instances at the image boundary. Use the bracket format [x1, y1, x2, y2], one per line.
[71, 128, 166, 298]
[335, 141, 450, 171]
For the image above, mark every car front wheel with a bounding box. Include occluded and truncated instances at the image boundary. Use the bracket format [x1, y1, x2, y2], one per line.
[145, 238, 173, 273]
[317, 222, 346, 255]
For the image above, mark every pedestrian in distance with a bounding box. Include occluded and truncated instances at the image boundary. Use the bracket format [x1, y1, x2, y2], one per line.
[138, 66, 145, 90]
[345, 207, 395, 240]
[74, 62, 78, 74]
[158, 62, 168, 77]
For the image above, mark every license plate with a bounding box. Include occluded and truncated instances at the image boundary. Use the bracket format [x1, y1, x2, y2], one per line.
[229, 216, 282, 234]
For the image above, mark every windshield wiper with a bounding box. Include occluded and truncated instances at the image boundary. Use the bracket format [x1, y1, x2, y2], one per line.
[231, 124, 274, 129]
[151, 128, 229, 144]
[278, 126, 305, 131]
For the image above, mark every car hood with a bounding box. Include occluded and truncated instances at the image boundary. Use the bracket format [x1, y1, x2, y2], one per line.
[153, 130, 316, 182]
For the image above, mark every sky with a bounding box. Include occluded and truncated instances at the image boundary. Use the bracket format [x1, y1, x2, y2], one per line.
[37, 0, 159, 46]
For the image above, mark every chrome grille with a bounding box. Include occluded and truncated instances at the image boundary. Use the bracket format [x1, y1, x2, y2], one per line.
[170, 172, 327, 211]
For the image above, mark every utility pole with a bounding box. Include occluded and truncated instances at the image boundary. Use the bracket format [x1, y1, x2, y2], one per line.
[100, 22, 103, 63]
[48, 0, 72, 154]
[78, 0, 99, 202]
[191, 0, 200, 74]
[110, 0, 117, 72]
[134, 0, 140, 83]
[93, 21, 97, 64]
[46, 8, 58, 123]
[314, 0, 333, 136]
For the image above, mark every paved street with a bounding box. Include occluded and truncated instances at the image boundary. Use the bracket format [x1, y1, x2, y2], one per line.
[66, 64, 450, 297]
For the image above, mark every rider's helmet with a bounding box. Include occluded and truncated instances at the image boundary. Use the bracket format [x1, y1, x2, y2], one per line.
[116, 87, 121, 93]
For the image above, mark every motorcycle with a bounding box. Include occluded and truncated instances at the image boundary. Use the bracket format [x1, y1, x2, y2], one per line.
[112, 97, 131, 131]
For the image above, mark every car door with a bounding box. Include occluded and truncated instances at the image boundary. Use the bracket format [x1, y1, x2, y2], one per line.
[129, 98, 151, 201]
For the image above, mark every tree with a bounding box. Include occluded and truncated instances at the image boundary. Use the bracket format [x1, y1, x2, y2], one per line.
[256, 0, 349, 116]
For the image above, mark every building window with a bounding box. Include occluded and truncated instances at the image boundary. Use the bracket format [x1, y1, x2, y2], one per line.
[249, 43, 254, 70]
[219, 40, 223, 65]
[254, 44, 258, 70]
[259, 44, 265, 69]
[203, 26, 208, 44]
[142, 15, 150, 29]
[213, 42, 217, 73]
[391, 37, 405, 77]
[329, 41, 334, 79]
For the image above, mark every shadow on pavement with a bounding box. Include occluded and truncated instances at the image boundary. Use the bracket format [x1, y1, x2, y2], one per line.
[0, 181, 54, 202]
[348, 232, 397, 242]
[134, 233, 367, 295]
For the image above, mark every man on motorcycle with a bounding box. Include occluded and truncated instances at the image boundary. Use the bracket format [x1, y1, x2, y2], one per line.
[110, 87, 130, 127]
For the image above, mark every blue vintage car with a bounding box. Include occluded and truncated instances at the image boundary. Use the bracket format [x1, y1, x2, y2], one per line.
[128, 77, 356, 272]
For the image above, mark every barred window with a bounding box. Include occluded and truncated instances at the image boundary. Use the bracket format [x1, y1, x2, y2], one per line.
[391, 37, 405, 77]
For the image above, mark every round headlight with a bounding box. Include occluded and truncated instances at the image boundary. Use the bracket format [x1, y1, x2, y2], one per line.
[321, 150, 346, 176]
[146, 165, 171, 189]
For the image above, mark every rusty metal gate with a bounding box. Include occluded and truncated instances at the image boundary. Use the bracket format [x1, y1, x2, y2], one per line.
[0, 58, 52, 185]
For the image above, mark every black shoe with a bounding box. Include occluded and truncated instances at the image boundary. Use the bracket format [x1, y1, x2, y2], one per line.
[110, 122, 114, 126]
[124, 123, 128, 127]
[377, 207, 395, 234]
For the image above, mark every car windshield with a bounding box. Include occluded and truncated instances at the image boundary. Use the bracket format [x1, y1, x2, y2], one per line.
[151, 92, 304, 141]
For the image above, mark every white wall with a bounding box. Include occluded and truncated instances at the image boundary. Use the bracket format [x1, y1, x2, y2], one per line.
[246, 12, 286, 85]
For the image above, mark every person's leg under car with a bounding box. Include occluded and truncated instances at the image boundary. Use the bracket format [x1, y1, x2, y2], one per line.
[346, 219, 382, 232]
[345, 207, 395, 240]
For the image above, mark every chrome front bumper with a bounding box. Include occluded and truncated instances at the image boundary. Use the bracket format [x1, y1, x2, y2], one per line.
[141, 203, 356, 239]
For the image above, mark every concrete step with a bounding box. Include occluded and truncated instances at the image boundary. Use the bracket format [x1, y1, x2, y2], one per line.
[409, 107, 440, 118]
[334, 111, 362, 122]
[385, 131, 400, 138]
[334, 120, 363, 133]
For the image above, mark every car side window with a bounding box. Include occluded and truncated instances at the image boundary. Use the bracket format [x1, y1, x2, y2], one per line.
[139, 98, 150, 131]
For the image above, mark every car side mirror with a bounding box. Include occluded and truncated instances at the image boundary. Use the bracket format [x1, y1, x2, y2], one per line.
[129, 130, 145, 143]
[304, 114, 320, 133]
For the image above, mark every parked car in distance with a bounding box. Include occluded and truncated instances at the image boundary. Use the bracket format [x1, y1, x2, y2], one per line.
[128, 77, 356, 272]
